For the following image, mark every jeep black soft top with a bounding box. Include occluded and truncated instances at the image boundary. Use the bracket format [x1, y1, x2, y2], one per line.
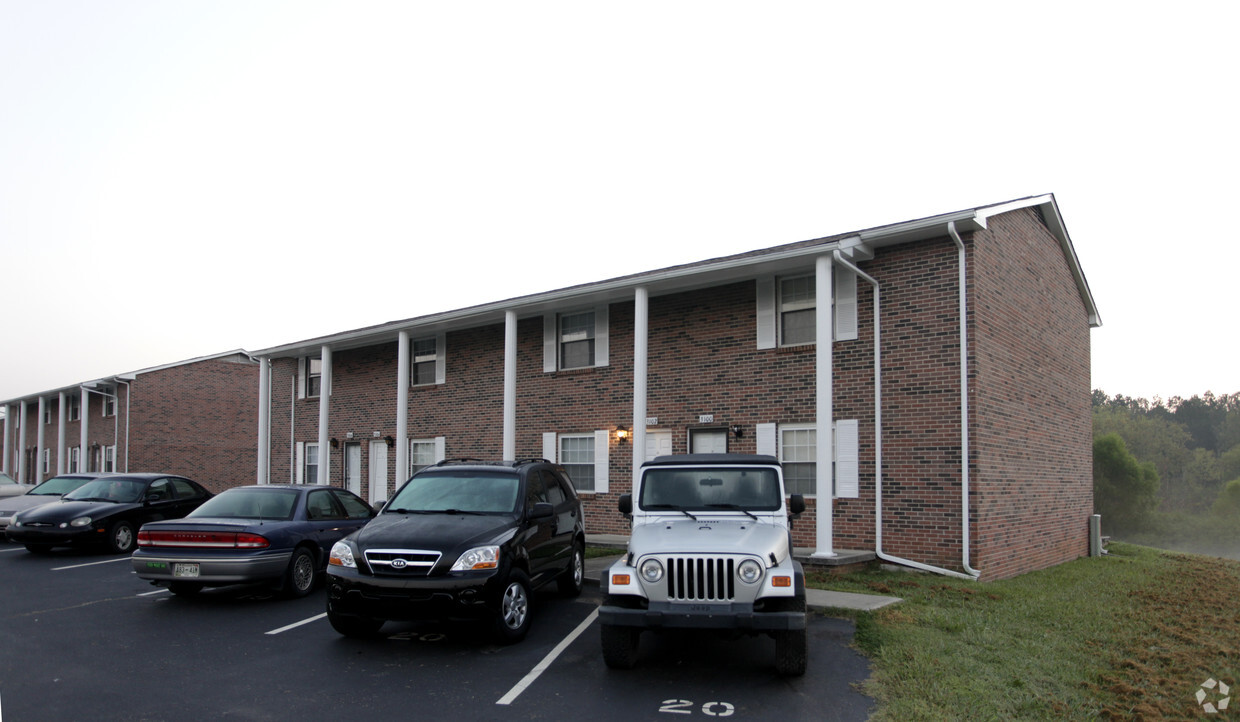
[641, 453, 779, 468]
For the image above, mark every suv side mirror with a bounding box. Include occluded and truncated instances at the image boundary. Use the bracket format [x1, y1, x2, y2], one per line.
[789, 494, 805, 516]
[529, 501, 554, 520]
[618, 494, 632, 517]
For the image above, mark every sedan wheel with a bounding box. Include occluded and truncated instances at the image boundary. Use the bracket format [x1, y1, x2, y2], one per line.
[108, 521, 136, 554]
[492, 570, 532, 644]
[283, 548, 318, 598]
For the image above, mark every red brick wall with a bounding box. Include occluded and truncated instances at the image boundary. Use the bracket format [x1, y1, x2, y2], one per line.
[971, 208, 1093, 579]
[127, 357, 259, 492]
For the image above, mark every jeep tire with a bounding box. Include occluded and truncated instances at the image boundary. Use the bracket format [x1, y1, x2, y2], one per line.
[773, 627, 808, 676]
[600, 623, 640, 669]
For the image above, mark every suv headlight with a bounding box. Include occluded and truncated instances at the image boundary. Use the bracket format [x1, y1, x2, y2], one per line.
[329, 541, 357, 568]
[737, 559, 763, 584]
[640, 558, 664, 583]
[452, 546, 499, 571]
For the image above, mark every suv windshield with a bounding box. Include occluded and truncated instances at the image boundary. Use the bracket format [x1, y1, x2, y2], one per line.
[640, 467, 781, 511]
[387, 471, 519, 514]
[189, 489, 297, 520]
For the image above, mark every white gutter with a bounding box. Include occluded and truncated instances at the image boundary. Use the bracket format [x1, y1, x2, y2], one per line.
[834, 246, 979, 582]
[948, 222, 981, 579]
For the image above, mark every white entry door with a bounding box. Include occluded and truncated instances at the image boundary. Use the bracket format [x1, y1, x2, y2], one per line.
[645, 430, 673, 461]
[344, 443, 362, 496]
[369, 440, 388, 505]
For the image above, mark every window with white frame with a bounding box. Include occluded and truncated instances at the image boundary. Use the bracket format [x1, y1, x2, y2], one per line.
[559, 435, 596, 492]
[409, 440, 437, 475]
[42, 449, 50, 474]
[411, 337, 437, 386]
[69, 446, 81, 473]
[102, 388, 116, 417]
[305, 443, 320, 483]
[306, 358, 323, 398]
[780, 425, 817, 496]
[43, 406, 51, 425]
[102, 445, 116, 473]
[68, 395, 80, 422]
[779, 275, 817, 346]
[559, 311, 595, 370]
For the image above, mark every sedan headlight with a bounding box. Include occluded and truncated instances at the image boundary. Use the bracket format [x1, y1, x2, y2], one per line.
[451, 546, 499, 571]
[737, 559, 764, 584]
[328, 541, 357, 568]
[69, 516, 93, 528]
[640, 558, 664, 583]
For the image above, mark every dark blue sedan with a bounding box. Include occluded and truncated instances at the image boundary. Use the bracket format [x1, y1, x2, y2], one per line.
[132, 485, 374, 598]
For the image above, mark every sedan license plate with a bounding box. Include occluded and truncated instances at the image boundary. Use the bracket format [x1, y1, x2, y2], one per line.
[173, 563, 200, 578]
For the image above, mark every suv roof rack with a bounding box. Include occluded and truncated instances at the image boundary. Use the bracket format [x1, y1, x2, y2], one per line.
[641, 453, 780, 467]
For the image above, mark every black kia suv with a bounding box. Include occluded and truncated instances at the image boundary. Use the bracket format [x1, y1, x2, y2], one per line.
[325, 458, 586, 643]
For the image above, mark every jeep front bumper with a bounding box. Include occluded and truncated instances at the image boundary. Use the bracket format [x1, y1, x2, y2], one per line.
[599, 601, 805, 631]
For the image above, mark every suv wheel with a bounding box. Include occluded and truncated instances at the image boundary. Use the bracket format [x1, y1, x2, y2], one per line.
[493, 570, 532, 644]
[773, 627, 808, 676]
[600, 623, 640, 669]
[557, 542, 584, 597]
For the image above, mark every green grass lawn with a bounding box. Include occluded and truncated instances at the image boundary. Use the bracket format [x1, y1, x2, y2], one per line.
[807, 543, 1240, 720]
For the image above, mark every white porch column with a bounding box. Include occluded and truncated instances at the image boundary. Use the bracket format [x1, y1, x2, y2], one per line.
[79, 388, 89, 473]
[316, 345, 332, 485]
[257, 357, 271, 484]
[19, 400, 28, 482]
[813, 254, 836, 558]
[631, 287, 649, 487]
[396, 331, 410, 484]
[57, 392, 67, 475]
[503, 311, 517, 461]
[36, 397, 46, 483]
[1, 404, 11, 476]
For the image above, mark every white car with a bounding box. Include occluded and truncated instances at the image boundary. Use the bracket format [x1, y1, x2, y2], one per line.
[0, 472, 33, 498]
[0, 473, 104, 531]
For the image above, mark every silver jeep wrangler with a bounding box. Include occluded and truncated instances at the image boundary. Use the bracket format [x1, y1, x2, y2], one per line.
[599, 454, 808, 676]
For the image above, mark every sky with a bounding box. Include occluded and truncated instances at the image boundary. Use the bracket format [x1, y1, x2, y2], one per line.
[1, 1, 1237, 405]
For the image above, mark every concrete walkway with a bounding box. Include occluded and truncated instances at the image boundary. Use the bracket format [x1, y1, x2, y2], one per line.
[585, 535, 902, 612]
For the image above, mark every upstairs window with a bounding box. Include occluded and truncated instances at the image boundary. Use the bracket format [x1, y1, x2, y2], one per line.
[412, 337, 438, 386]
[559, 312, 595, 370]
[68, 395, 81, 422]
[102, 388, 116, 417]
[303, 358, 323, 398]
[543, 307, 609, 372]
[779, 275, 817, 346]
[756, 266, 858, 349]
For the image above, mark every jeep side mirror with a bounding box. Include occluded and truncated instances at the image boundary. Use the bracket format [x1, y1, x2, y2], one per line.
[530, 501, 554, 519]
[789, 494, 805, 516]
[618, 494, 632, 517]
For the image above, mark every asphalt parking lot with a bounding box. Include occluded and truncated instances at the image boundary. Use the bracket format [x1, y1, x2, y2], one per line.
[0, 543, 875, 721]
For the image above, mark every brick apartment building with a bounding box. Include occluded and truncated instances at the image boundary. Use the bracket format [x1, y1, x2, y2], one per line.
[1, 351, 259, 493]
[250, 194, 1099, 581]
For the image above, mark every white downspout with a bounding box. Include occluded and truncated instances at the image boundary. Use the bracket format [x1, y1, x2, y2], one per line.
[948, 222, 981, 579]
[834, 250, 979, 581]
[503, 311, 518, 461]
[396, 332, 410, 483]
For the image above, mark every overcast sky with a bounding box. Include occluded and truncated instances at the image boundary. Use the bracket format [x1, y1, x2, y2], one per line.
[2, 1, 1236, 405]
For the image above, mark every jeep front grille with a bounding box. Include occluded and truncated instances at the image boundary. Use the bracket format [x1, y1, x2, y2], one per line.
[666, 556, 736, 602]
[364, 549, 441, 576]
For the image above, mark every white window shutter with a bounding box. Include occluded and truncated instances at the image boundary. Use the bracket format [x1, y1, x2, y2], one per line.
[834, 267, 858, 341]
[835, 420, 859, 498]
[756, 423, 777, 457]
[594, 305, 609, 367]
[542, 432, 557, 462]
[434, 436, 446, 463]
[298, 359, 307, 399]
[594, 429, 610, 494]
[435, 333, 447, 385]
[295, 442, 305, 484]
[543, 315, 557, 373]
[756, 277, 776, 349]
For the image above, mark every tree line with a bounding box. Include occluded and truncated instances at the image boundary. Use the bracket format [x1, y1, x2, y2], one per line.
[1092, 390, 1240, 549]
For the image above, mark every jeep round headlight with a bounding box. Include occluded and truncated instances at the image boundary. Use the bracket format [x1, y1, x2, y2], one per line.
[639, 558, 664, 583]
[737, 559, 763, 584]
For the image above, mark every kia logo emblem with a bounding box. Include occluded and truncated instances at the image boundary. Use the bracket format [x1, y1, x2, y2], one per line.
[390, 558, 408, 570]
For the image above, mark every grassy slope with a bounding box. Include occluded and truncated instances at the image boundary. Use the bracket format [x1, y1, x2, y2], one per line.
[807, 544, 1240, 720]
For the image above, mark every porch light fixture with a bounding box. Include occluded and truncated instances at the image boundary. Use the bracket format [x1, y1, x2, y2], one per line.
[615, 426, 630, 444]
[384, 435, 395, 448]
[730, 425, 743, 438]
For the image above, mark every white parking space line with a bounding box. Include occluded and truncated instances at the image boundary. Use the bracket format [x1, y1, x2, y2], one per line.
[266, 613, 327, 636]
[1, 546, 26, 553]
[496, 607, 599, 706]
[52, 557, 132, 571]
[138, 589, 170, 597]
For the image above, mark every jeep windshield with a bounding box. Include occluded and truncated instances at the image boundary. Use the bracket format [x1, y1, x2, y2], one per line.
[385, 471, 520, 514]
[639, 467, 781, 512]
